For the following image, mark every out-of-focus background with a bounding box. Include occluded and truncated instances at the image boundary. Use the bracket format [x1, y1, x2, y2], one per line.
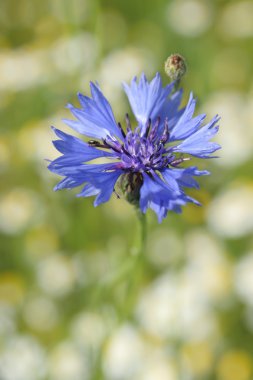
[1, 0, 253, 379]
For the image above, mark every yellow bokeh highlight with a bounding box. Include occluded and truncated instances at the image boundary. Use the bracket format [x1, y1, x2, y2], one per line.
[217, 350, 252, 380]
[0, 272, 26, 305]
[182, 341, 213, 375]
[0, 138, 11, 168]
[25, 225, 59, 259]
[182, 189, 211, 224]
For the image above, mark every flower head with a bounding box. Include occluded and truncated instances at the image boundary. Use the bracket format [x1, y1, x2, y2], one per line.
[48, 73, 220, 222]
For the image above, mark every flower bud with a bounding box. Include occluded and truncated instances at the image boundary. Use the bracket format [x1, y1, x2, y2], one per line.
[117, 173, 143, 207]
[164, 54, 187, 81]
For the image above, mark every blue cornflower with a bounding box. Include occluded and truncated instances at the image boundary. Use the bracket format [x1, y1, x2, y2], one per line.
[48, 73, 220, 222]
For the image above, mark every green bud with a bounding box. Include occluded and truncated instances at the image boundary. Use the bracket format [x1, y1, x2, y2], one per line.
[117, 173, 143, 207]
[164, 54, 187, 81]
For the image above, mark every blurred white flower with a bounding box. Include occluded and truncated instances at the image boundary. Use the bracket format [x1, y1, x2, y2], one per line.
[50, 33, 98, 73]
[0, 304, 16, 338]
[103, 324, 145, 380]
[0, 33, 97, 92]
[49, 341, 89, 380]
[98, 47, 154, 116]
[207, 185, 253, 238]
[18, 117, 62, 163]
[203, 92, 253, 167]
[147, 229, 183, 268]
[185, 230, 232, 300]
[136, 274, 177, 339]
[136, 271, 217, 341]
[167, 0, 212, 37]
[219, 1, 253, 38]
[37, 254, 76, 297]
[136, 348, 177, 380]
[0, 188, 44, 235]
[100, 47, 151, 87]
[23, 295, 59, 331]
[0, 335, 46, 380]
[0, 49, 46, 91]
[234, 252, 253, 306]
[71, 311, 107, 350]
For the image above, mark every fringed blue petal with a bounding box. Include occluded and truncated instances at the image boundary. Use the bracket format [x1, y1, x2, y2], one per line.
[123, 72, 174, 136]
[50, 127, 116, 169]
[162, 166, 209, 190]
[173, 115, 221, 157]
[158, 88, 184, 134]
[63, 82, 123, 140]
[77, 170, 122, 206]
[169, 93, 206, 141]
[140, 172, 201, 222]
[140, 173, 180, 222]
[48, 162, 118, 177]
[50, 157, 122, 206]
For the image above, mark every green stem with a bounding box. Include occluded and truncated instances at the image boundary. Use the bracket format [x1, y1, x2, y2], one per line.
[120, 210, 147, 319]
[91, 211, 147, 319]
[136, 209, 147, 257]
[90, 212, 147, 377]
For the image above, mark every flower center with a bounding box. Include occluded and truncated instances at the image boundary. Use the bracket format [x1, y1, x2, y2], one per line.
[120, 116, 171, 172]
[121, 131, 164, 170]
[88, 115, 188, 172]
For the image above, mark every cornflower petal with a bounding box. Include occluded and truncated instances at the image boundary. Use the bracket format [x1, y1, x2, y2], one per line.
[162, 166, 209, 189]
[123, 72, 174, 135]
[78, 170, 123, 206]
[173, 115, 221, 157]
[50, 128, 117, 168]
[139, 173, 180, 222]
[63, 82, 123, 140]
[158, 88, 184, 132]
[48, 162, 118, 177]
[169, 93, 206, 141]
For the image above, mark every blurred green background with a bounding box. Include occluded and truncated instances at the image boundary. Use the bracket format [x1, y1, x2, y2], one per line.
[1, 0, 253, 379]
